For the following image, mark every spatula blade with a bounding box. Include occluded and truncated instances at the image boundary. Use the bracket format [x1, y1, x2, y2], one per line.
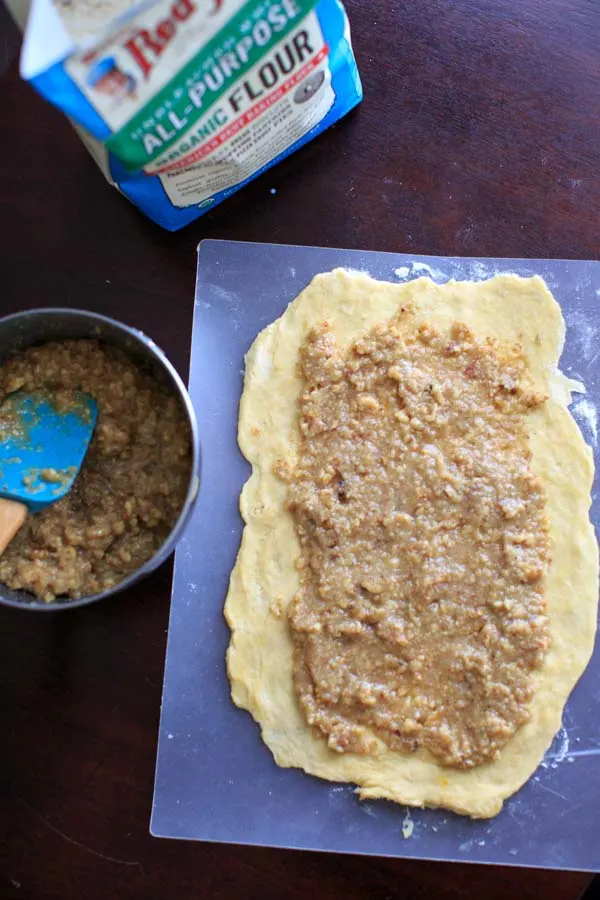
[0, 390, 98, 512]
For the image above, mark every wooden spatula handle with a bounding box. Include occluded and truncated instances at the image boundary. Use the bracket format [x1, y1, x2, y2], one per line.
[0, 498, 27, 555]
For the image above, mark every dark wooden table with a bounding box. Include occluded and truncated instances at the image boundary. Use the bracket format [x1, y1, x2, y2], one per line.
[1, 1, 598, 897]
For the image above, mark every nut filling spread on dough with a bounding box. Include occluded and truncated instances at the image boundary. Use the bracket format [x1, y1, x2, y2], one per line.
[0, 340, 191, 602]
[281, 316, 551, 768]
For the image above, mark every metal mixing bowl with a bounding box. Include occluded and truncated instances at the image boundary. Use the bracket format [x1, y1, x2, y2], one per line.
[0, 308, 200, 611]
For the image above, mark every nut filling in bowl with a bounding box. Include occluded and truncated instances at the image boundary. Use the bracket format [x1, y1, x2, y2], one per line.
[0, 339, 192, 603]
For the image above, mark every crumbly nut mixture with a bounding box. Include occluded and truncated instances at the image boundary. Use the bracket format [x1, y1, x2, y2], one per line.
[0, 340, 191, 602]
[281, 315, 551, 769]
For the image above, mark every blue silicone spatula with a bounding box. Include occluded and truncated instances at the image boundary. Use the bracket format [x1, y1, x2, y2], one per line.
[0, 390, 98, 554]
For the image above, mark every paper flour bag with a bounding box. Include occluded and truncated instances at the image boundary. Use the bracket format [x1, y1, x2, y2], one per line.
[20, 0, 362, 230]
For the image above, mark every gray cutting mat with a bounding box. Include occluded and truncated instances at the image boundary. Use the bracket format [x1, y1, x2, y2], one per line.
[152, 240, 600, 871]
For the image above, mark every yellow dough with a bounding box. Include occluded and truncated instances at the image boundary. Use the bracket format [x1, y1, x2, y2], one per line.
[225, 270, 598, 819]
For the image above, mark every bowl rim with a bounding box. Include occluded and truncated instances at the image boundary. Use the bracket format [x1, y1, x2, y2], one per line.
[0, 306, 200, 611]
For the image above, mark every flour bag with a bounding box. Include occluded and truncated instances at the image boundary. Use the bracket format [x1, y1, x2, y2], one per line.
[21, 0, 362, 230]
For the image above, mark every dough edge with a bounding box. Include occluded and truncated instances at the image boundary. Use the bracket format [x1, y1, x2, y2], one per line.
[225, 270, 598, 819]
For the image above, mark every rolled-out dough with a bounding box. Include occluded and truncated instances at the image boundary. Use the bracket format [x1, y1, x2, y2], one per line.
[225, 270, 598, 818]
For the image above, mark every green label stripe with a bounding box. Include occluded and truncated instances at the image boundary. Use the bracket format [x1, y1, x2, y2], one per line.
[106, 0, 318, 171]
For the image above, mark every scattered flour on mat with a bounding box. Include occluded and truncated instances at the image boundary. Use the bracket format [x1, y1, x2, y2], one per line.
[342, 267, 372, 277]
[565, 308, 599, 447]
[361, 803, 378, 818]
[401, 808, 414, 839]
[462, 261, 490, 280]
[392, 259, 522, 283]
[411, 261, 447, 279]
[562, 748, 600, 760]
[541, 726, 571, 769]
[459, 837, 486, 852]
[573, 397, 598, 446]
[552, 727, 571, 764]
[461, 260, 505, 281]
[565, 308, 600, 365]
[393, 261, 447, 282]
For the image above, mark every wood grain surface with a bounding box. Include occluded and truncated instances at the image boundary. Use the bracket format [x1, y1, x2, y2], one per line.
[0, 1, 598, 897]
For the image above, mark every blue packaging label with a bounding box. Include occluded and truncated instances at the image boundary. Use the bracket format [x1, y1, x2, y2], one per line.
[21, 0, 362, 230]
